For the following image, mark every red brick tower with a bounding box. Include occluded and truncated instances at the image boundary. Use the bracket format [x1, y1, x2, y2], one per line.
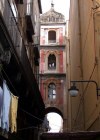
[39, 2, 66, 122]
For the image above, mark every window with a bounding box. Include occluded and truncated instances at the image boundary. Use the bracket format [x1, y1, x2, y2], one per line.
[26, 0, 33, 15]
[48, 31, 56, 43]
[10, 0, 18, 21]
[48, 54, 56, 70]
[48, 83, 56, 99]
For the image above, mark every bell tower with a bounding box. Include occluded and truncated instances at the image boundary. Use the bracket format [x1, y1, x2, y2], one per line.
[39, 2, 67, 131]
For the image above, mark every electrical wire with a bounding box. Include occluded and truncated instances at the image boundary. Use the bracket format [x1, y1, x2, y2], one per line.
[19, 108, 43, 122]
[0, 0, 65, 137]
[85, 105, 98, 124]
[0, 1, 64, 131]
[0, 65, 63, 130]
[73, 63, 96, 127]
[0, 45, 63, 131]
[1, 58, 88, 133]
[5, 0, 100, 133]
[81, 9, 93, 57]
[18, 126, 41, 131]
[72, 5, 100, 129]
[0, 65, 19, 96]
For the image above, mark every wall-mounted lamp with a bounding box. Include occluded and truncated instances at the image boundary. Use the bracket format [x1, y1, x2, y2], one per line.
[68, 82, 79, 97]
[68, 80, 100, 99]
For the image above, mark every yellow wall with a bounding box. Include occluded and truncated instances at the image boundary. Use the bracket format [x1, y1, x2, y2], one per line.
[68, 0, 100, 131]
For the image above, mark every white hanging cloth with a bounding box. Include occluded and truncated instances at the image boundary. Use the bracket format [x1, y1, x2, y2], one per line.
[0, 86, 3, 127]
[1, 81, 11, 132]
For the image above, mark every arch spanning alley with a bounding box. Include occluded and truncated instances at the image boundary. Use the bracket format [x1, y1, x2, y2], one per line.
[45, 107, 63, 119]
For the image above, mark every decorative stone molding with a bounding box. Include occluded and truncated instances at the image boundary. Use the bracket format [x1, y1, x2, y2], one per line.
[40, 6, 65, 23]
[43, 77, 61, 85]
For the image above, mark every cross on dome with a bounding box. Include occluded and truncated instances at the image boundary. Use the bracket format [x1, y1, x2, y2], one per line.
[51, 0, 54, 9]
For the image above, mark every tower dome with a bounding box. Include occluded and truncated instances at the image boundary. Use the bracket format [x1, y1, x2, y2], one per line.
[40, 2, 65, 23]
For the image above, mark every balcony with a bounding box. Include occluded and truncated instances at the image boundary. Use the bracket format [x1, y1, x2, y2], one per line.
[0, 0, 34, 64]
[0, 0, 43, 99]
[0, 0, 45, 126]
[48, 40, 56, 44]
[25, 2, 35, 42]
[0, 2, 45, 139]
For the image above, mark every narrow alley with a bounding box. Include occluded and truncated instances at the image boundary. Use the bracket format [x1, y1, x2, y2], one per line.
[0, 0, 100, 140]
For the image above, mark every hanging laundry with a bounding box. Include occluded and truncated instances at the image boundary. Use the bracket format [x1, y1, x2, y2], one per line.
[1, 81, 11, 132]
[0, 86, 3, 127]
[9, 94, 18, 133]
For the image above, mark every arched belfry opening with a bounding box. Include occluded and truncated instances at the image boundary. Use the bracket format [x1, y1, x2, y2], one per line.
[48, 54, 56, 70]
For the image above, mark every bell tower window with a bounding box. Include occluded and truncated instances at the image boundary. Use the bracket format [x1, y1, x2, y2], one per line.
[48, 54, 56, 70]
[48, 31, 56, 43]
[48, 83, 56, 99]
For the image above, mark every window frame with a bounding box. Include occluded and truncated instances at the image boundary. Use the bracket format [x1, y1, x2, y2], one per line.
[48, 54, 56, 70]
[48, 83, 56, 100]
[48, 30, 56, 43]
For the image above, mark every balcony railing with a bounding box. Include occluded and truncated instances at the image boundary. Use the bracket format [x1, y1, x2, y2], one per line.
[26, 2, 33, 16]
[48, 39, 66, 45]
[25, 2, 35, 38]
[48, 40, 56, 44]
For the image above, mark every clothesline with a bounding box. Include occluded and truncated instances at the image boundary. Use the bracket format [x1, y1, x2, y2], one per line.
[0, 80, 18, 133]
[0, 64, 61, 132]
[0, 65, 19, 97]
[0, 65, 68, 138]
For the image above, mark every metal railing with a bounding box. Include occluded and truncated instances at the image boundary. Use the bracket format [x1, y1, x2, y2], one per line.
[25, 2, 35, 29]
[48, 40, 56, 44]
[47, 39, 66, 45]
[25, 2, 33, 16]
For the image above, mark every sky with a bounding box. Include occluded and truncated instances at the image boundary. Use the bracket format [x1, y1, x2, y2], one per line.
[47, 113, 63, 132]
[41, 0, 70, 20]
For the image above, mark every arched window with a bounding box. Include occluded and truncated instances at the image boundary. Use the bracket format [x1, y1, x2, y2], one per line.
[48, 54, 56, 70]
[48, 31, 56, 43]
[48, 83, 56, 99]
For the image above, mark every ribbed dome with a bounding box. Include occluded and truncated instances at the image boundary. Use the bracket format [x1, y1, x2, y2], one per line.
[40, 2, 65, 23]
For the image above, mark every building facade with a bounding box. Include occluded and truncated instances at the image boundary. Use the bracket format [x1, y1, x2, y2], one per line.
[39, 3, 67, 131]
[0, 0, 45, 140]
[67, 0, 100, 131]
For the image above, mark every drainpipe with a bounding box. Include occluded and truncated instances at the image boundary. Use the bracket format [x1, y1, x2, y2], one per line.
[77, 0, 85, 130]
[66, 38, 71, 132]
[92, 0, 100, 88]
